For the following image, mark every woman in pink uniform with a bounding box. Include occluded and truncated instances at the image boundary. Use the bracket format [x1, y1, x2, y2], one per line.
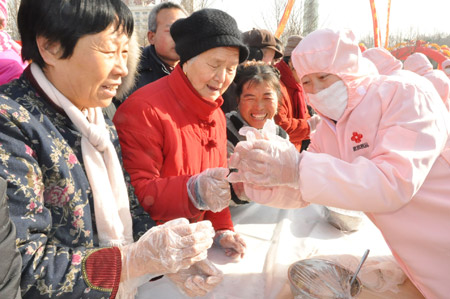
[228, 28, 450, 299]
[403, 52, 450, 111]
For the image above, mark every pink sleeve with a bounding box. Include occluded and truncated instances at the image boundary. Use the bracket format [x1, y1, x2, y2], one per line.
[298, 82, 449, 213]
[243, 182, 308, 209]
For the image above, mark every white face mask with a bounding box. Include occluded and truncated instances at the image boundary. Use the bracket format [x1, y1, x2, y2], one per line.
[307, 80, 348, 121]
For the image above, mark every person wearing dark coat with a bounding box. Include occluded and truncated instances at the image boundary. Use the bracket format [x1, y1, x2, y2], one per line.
[0, 177, 22, 299]
[126, 2, 186, 97]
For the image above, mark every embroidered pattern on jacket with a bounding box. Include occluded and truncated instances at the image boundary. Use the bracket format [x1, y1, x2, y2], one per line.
[351, 131, 369, 152]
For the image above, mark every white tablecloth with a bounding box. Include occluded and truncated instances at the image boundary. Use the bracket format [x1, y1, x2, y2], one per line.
[137, 203, 423, 299]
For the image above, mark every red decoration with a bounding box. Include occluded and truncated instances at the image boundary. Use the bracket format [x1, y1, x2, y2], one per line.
[390, 40, 450, 69]
[275, 0, 296, 38]
[351, 132, 363, 143]
[369, 0, 381, 47]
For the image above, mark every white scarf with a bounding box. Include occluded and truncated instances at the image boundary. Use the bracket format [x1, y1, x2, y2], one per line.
[30, 63, 133, 248]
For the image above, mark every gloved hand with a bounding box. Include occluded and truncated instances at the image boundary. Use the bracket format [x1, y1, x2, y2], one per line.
[230, 182, 252, 206]
[120, 218, 215, 282]
[187, 168, 231, 213]
[228, 133, 302, 189]
[243, 183, 308, 209]
[167, 259, 223, 297]
[214, 230, 246, 259]
[307, 114, 321, 133]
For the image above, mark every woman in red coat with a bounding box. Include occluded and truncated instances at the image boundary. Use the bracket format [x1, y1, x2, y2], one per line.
[114, 8, 249, 259]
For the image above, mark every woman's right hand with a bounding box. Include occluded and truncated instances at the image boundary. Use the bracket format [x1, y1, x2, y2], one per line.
[187, 167, 231, 212]
[120, 218, 215, 282]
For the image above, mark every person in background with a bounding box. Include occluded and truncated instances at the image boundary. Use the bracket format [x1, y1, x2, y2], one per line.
[0, 0, 27, 85]
[242, 28, 283, 65]
[221, 28, 282, 113]
[0, 177, 21, 299]
[272, 36, 284, 65]
[128, 2, 186, 96]
[228, 28, 450, 299]
[404, 52, 450, 111]
[442, 58, 450, 79]
[362, 47, 403, 76]
[275, 35, 314, 152]
[226, 61, 288, 206]
[0, 0, 222, 297]
[114, 8, 248, 259]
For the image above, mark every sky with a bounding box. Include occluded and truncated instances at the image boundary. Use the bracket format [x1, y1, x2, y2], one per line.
[203, 0, 450, 41]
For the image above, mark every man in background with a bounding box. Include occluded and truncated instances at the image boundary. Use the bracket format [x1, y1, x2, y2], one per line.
[129, 2, 187, 95]
[242, 28, 283, 65]
[0, 177, 21, 299]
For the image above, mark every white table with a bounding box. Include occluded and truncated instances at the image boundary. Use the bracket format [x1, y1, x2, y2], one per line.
[137, 204, 423, 299]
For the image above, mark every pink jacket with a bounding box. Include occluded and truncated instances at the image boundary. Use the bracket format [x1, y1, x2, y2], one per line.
[361, 47, 402, 75]
[404, 52, 450, 111]
[291, 29, 450, 299]
[442, 59, 450, 79]
[0, 48, 26, 85]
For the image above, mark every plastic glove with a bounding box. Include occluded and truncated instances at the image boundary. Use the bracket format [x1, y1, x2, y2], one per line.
[243, 183, 308, 209]
[237, 118, 279, 143]
[167, 259, 223, 297]
[187, 167, 231, 213]
[120, 218, 215, 282]
[230, 182, 252, 206]
[228, 135, 302, 189]
[214, 230, 246, 259]
[307, 114, 321, 133]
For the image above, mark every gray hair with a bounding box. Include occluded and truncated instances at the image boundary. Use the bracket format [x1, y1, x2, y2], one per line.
[147, 2, 186, 32]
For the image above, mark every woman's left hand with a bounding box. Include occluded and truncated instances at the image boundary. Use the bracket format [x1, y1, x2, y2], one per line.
[215, 230, 246, 259]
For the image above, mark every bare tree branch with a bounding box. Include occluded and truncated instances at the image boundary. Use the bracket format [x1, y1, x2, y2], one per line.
[260, 0, 306, 45]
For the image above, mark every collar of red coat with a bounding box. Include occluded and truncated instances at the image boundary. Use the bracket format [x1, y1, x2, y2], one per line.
[276, 60, 302, 91]
[168, 64, 224, 121]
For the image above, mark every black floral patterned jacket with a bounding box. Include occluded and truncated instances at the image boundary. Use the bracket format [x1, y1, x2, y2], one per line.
[0, 69, 155, 298]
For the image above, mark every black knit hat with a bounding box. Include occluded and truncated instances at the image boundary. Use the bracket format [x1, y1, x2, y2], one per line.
[170, 8, 249, 65]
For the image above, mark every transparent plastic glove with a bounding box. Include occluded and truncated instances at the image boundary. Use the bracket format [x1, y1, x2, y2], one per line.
[228, 136, 302, 189]
[167, 259, 223, 297]
[214, 230, 246, 259]
[120, 218, 215, 283]
[243, 183, 308, 209]
[230, 182, 252, 205]
[187, 168, 231, 213]
[239, 118, 278, 141]
[307, 114, 321, 133]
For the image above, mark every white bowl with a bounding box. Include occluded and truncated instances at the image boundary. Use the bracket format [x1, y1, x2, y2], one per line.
[324, 206, 365, 232]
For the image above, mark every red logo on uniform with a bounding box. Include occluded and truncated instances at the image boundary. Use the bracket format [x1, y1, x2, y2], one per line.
[351, 132, 363, 143]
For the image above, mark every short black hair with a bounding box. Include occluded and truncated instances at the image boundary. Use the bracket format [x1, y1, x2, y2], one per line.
[19, 0, 134, 68]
